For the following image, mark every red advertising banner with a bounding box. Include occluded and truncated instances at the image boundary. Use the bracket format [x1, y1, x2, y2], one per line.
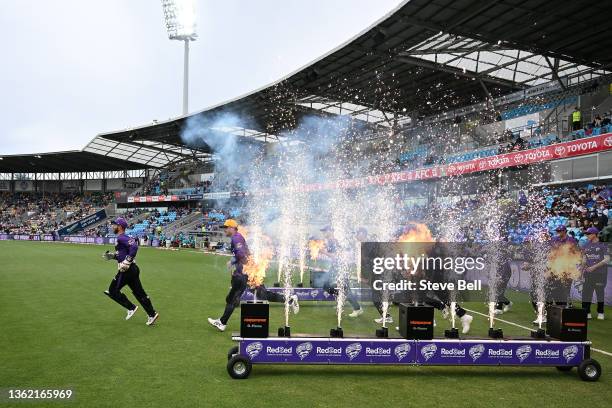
[122, 133, 612, 199]
[296, 133, 612, 192]
[446, 133, 612, 176]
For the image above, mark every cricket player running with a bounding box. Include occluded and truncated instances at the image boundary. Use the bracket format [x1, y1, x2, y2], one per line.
[208, 219, 298, 332]
[102, 217, 159, 325]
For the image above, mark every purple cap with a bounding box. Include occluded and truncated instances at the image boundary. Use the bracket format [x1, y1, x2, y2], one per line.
[112, 217, 128, 229]
[586, 227, 599, 235]
[555, 225, 567, 232]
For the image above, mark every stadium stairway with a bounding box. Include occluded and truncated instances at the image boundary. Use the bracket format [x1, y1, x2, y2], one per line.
[161, 212, 201, 236]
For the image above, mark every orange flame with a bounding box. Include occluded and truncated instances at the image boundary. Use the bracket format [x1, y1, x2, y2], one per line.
[308, 239, 325, 260]
[238, 225, 249, 240]
[244, 233, 273, 288]
[397, 223, 434, 243]
[547, 242, 582, 281]
[397, 224, 434, 275]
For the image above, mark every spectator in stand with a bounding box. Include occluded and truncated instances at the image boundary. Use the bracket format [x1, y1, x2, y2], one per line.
[572, 107, 582, 131]
[593, 115, 602, 128]
[513, 135, 526, 151]
[602, 112, 611, 127]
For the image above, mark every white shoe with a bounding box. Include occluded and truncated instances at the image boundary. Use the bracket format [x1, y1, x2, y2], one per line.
[461, 314, 473, 334]
[533, 316, 547, 325]
[126, 306, 138, 320]
[503, 302, 513, 313]
[597, 313, 605, 320]
[146, 312, 159, 326]
[349, 309, 364, 318]
[289, 295, 300, 315]
[441, 305, 450, 319]
[374, 316, 393, 324]
[208, 317, 226, 332]
[587, 313, 592, 320]
[494, 309, 503, 315]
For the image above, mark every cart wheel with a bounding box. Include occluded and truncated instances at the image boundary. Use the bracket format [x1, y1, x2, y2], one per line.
[227, 346, 239, 361]
[556, 366, 573, 372]
[578, 359, 601, 382]
[227, 355, 252, 379]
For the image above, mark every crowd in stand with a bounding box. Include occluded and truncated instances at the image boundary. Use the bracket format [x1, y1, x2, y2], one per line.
[399, 104, 612, 172]
[397, 184, 611, 244]
[0, 192, 112, 235]
[512, 184, 611, 244]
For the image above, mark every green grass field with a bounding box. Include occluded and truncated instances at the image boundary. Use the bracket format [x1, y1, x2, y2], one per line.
[1, 241, 611, 408]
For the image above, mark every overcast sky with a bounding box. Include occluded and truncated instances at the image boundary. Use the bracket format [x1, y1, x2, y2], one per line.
[0, 0, 402, 155]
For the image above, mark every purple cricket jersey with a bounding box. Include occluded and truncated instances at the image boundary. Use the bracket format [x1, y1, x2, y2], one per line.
[230, 232, 249, 276]
[115, 233, 138, 263]
[551, 235, 577, 245]
[583, 241, 608, 269]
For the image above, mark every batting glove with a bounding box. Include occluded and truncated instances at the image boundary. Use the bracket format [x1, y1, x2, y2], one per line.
[118, 256, 133, 272]
[103, 251, 117, 261]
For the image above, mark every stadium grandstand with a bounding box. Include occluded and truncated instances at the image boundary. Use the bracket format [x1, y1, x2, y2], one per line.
[1, 0, 611, 249]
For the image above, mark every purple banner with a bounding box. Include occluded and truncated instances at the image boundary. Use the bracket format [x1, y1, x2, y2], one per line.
[0, 234, 54, 241]
[236, 337, 586, 367]
[240, 287, 368, 302]
[62, 236, 116, 245]
[239, 338, 415, 364]
[0, 234, 115, 245]
[415, 340, 584, 366]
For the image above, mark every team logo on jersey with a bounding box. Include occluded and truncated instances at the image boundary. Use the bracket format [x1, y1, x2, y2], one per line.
[421, 344, 437, 361]
[345, 343, 362, 361]
[296, 342, 313, 360]
[469, 344, 485, 361]
[394, 343, 411, 361]
[246, 342, 263, 359]
[128, 238, 135, 246]
[516, 345, 532, 362]
[563, 345, 579, 362]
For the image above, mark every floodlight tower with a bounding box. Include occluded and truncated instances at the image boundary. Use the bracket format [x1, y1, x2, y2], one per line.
[161, 0, 197, 115]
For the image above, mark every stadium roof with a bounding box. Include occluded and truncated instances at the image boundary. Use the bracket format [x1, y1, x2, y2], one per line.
[87, 0, 610, 162]
[0, 151, 150, 173]
[0, 0, 577, 171]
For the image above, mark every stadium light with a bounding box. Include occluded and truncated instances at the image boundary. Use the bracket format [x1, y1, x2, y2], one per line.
[161, 0, 197, 115]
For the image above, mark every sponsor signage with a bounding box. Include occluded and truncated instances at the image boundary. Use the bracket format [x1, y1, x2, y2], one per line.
[241, 339, 415, 364]
[240, 287, 367, 302]
[415, 341, 583, 365]
[239, 339, 584, 366]
[56, 209, 107, 236]
[0, 234, 116, 245]
[446, 133, 611, 176]
[126, 194, 203, 203]
[293, 133, 612, 192]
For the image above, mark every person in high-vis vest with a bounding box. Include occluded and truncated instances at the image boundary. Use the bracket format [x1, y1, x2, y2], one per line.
[572, 107, 582, 131]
